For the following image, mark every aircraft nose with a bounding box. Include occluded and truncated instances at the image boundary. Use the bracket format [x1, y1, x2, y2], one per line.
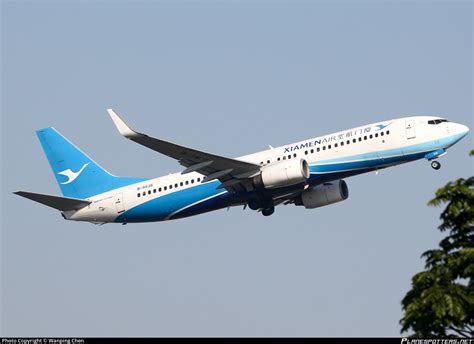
[445, 123, 470, 147]
[457, 123, 470, 137]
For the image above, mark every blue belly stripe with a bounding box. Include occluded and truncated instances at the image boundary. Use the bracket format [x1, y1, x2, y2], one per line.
[115, 181, 226, 223]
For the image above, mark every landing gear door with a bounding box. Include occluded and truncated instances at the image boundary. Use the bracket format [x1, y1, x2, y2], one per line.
[405, 120, 416, 139]
[114, 193, 125, 214]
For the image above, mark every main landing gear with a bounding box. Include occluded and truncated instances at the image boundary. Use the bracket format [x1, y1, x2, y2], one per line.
[431, 160, 441, 170]
[261, 207, 275, 217]
[248, 198, 275, 216]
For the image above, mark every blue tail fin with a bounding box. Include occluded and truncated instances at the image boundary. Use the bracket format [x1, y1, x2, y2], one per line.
[36, 127, 147, 199]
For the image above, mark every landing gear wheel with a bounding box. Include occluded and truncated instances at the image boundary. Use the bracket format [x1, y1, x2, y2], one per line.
[262, 207, 275, 217]
[248, 200, 260, 211]
[431, 160, 441, 170]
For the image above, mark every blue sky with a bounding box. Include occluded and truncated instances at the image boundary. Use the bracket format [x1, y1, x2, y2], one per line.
[1, 0, 472, 336]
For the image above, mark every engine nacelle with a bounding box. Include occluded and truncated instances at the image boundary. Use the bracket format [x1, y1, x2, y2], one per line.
[253, 159, 310, 189]
[297, 180, 349, 209]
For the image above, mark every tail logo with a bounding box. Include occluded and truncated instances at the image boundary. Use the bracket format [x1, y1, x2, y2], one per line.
[58, 163, 90, 184]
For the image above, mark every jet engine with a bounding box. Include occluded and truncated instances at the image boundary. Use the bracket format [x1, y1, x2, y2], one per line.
[253, 159, 310, 189]
[296, 180, 349, 209]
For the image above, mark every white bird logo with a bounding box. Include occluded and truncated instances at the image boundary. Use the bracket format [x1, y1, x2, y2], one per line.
[57, 162, 90, 184]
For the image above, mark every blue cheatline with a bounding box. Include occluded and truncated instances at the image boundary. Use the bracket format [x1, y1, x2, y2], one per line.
[115, 181, 231, 223]
[113, 148, 428, 223]
[36, 127, 148, 199]
[113, 132, 468, 222]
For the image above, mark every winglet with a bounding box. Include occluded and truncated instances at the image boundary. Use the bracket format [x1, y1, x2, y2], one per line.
[107, 109, 138, 138]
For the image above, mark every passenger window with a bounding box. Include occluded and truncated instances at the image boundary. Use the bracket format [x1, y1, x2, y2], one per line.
[341, 141, 344, 146]
[148, 190, 151, 195]
[277, 157, 281, 161]
[283, 156, 286, 160]
[180, 182, 183, 187]
[288, 155, 291, 159]
[159, 187, 162, 192]
[358, 137, 362, 142]
[316, 148, 319, 152]
[174, 183, 178, 188]
[311, 149, 314, 153]
[142, 192, 146, 196]
[353, 139, 356, 143]
[153, 189, 156, 193]
[375, 133, 378, 138]
[346, 140, 350, 145]
[364, 136, 367, 140]
[164, 186, 167, 191]
[305, 150, 308, 155]
[293, 154, 296, 158]
[386, 130, 390, 135]
[191, 179, 194, 183]
[267, 160, 270, 164]
[370, 134, 373, 139]
[328, 145, 331, 149]
[323, 146, 326, 150]
[335, 143, 338, 147]
[185, 181, 188, 185]
[381, 132, 384, 136]
[137, 193, 140, 197]
[197, 178, 201, 182]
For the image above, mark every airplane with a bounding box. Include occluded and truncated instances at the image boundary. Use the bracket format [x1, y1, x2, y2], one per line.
[14, 110, 469, 224]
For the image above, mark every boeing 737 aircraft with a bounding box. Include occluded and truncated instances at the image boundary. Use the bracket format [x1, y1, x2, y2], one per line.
[15, 110, 469, 224]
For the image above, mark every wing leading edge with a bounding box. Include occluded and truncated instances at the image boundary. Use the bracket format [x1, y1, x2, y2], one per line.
[107, 109, 260, 192]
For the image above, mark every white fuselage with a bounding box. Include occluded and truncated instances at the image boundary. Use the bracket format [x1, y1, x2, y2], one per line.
[65, 116, 469, 224]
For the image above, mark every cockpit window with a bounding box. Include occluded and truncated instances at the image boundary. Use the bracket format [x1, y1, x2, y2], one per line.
[428, 119, 449, 125]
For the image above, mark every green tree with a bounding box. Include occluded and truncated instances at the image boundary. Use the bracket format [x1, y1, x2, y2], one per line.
[400, 150, 474, 337]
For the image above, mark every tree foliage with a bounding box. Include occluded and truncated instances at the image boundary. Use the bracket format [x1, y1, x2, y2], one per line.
[400, 151, 474, 337]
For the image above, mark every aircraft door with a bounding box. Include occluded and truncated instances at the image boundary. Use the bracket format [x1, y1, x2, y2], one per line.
[114, 193, 125, 214]
[405, 120, 416, 139]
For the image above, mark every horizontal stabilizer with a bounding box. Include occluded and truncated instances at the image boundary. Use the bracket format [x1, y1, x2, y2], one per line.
[14, 191, 91, 211]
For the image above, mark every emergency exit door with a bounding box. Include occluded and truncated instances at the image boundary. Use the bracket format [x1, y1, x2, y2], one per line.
[405, 120, 416, 139]
[114, 193, 125, 214]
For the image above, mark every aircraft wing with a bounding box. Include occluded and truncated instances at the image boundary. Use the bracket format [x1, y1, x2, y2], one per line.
[107, 109, 261, 192]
